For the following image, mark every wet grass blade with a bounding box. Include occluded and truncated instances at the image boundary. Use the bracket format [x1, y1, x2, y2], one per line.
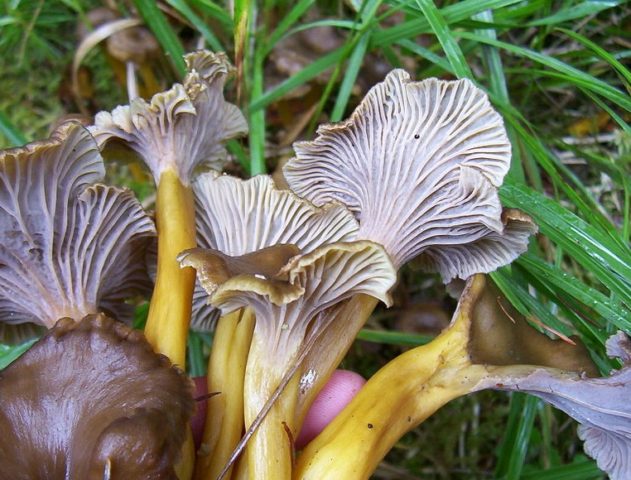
[517, 253, 631, 330]
[500, 182, 631, 306]
[414, 0, 472, 79]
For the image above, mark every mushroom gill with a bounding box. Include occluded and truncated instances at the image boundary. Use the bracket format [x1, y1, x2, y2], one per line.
[285, 70, 536, 279]
[90, 50, 248, 185]
[180, 240, 396, 480]
[0, 122, 155, 330]
[0, 314, 194, 480]
[190, 172, 359, 330]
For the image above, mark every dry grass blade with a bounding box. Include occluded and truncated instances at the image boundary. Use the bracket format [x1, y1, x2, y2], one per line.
[72, 18, 143, 114]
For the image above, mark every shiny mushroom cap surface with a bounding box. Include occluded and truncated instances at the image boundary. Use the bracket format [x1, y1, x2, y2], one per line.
[0, 314, 194, 480]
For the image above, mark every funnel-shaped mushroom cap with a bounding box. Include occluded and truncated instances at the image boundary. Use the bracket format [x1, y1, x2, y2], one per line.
[0, 123, 155, 329]
[285, 71, 536, 279]
[181, 241, 396, 352]
[478, 333, 631, 480]
[0, 314, 194, 480]
[189, 173, 359, 329]
[90, 50, 248, 185]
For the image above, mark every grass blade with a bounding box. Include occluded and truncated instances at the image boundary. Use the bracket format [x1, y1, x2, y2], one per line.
[0, 111, 27, 146]
[495, 393, 539, 479]
[457, 32, 631, 111]
[166, 0, 224, 52]
[500, 182, 631, 306]
[517, 253, 631, 330]
[264, 0, 315, 55]
[357, 328, 432, 347]
[0, 339, 37, 370]
[414, 0, 472, 79]
[133, 0, 186, 75]
[556, 27, 631, 86]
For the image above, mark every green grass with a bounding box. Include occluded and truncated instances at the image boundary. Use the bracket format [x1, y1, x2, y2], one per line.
[1, 0, 629, 477]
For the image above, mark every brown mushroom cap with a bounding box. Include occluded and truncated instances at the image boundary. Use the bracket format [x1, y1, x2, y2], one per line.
[0, 314, 194, 480]
[106, 26, 159, 64]
[467, 275, 598, 375]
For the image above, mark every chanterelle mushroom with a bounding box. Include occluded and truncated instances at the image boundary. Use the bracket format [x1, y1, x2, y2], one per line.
[90, 50, 248, 186]
[479, 331, 631, 480]
[178, 172, 361, 480]
[90, 50, 248, 367]
[0, 314, 194, 480]
[180, 239, 396, 480]
[283, 71, 537, 427]
[0, 122, 155, 330]
[190, 172, 359, 330]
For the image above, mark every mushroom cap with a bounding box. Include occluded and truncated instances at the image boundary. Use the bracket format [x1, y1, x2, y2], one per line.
[467, 274, 597, 375]
[180, 240, 396, 353]
[106, 26, 159, 64]
[90, 50, 248, 185]
[0, 314, 194, 480]
[0, 122, 156, 329]
[285, 70, 536, 278]
[479, 333, 631, 480]
[189, 173, 359, 330]
[179, 244, 304, 306]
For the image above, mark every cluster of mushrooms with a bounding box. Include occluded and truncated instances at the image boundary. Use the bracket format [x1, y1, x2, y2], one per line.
[1, 50, 630, 480]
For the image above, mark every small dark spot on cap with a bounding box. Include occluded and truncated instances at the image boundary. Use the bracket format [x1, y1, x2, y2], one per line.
[407, 416, 411, 423]
[414, 134, 420, 139]
[367, 423, 373, 429]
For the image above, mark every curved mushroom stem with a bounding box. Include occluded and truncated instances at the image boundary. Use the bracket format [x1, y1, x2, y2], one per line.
[294, 294, 379, 428]
[144, 168, 197, 367]
[195, 308, 255, 480]
[294, 276, 487, 480]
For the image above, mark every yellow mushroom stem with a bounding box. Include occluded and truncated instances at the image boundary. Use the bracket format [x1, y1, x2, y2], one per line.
[242, 337, 302, 480]
[295, 294, 379, 429]
[294, 276, 489, 480]
[175, 432, 196, 480]
[144, 168, 197, 368]
[195, 308, 255, 480]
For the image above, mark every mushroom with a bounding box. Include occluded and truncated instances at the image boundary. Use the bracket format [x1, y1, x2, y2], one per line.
[285, 71, 534, 274]
[283, 71, 537, 424]
[106, 25, 160, 100]
[180, 172, 360, 480]
[179, 239, 396, 480]
[479, 333, 631, 480]
[0, 313, 194, 479]
[295, 274, 630, 480]
[90, 50, 248, 367]
[0, 122, 155, 331]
